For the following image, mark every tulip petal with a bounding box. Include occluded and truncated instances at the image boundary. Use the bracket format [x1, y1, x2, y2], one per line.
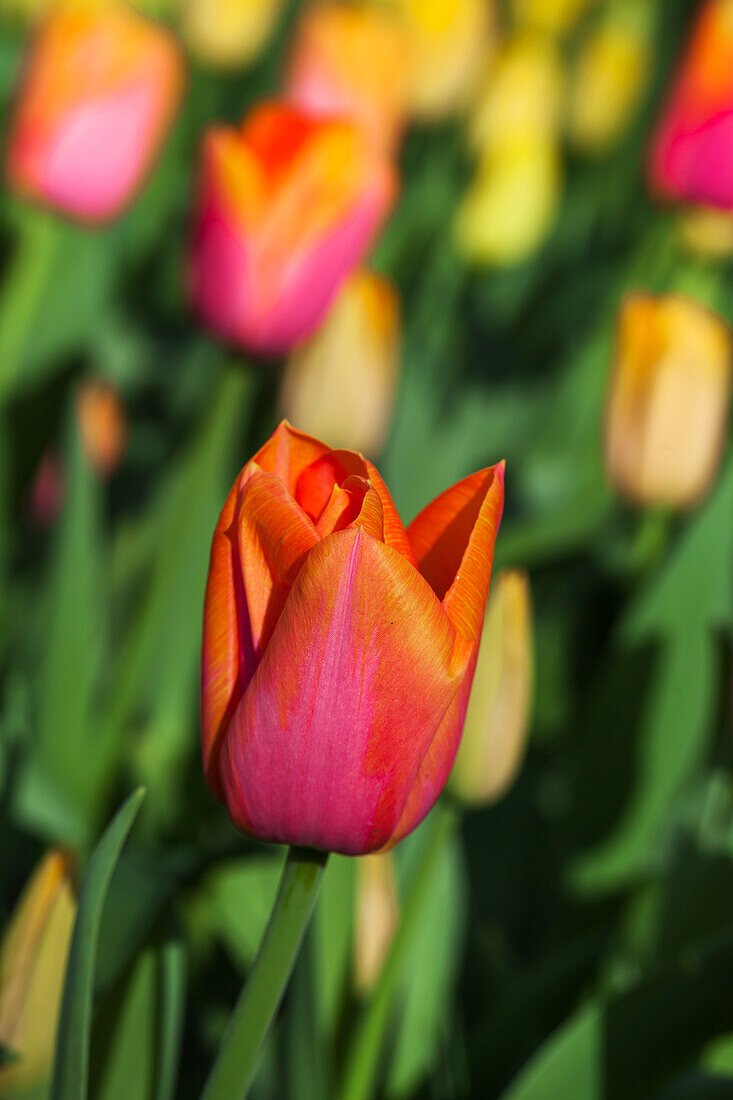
[252, 420, 331, 495]
[408, 463, 505, 641]
[219, 526, 470, 854]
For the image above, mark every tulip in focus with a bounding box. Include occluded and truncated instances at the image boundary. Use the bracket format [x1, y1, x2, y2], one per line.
[649, 0, 733, 210]
[0, 851, 75, 1094]
[201, 421, 504, 854]
[183, 0, 284, 69]
[512, 0, 595, 36]
[448, 571, 532, 806]
[605, 293, 732, 509]
[6, 3, 185, 224]
[354, 852, 399, 992]
[393, 0, 495, 121]
[568, 3, 652, 153]
[76, 378, 128, 476]
[189, 103, 397, 356]
[279, 271, 399, 456]
[285, 1, 407, 152]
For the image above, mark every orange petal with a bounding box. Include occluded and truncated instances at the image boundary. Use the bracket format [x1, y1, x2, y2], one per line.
[408, 463, 505, 641]
[253, 420, 331, 497]
[362, 458, 417, 565]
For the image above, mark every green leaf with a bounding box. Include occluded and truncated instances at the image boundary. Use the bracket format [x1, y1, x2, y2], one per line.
[50, 787, 146, 1100]
[501, 1002, 602, 1100]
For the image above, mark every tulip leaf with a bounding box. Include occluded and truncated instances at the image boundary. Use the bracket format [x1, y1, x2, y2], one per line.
[51, 786, 146, 1100]
[501, 1002, 603, 1100]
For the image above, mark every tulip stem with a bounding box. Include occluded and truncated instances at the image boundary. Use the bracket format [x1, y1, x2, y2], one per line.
[337, 802, 458, 1100]
[200, 846, 328, 1100]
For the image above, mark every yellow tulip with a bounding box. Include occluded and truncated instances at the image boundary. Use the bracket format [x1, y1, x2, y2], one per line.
[512, 0, 595, 36]
[605, 293, 732, 508]
[449, 571, 533, 806]
[279, 270, 400, 456]
[679, 207, 733, 258]
[0, 851, 76, 1095]
[353, 853, 399, 993]
[183, 0, 285, 69]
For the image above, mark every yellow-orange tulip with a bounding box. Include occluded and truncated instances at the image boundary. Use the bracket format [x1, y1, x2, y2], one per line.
[679, 207, 733, 258]
[279, 271, 399, 457]
[183, 0, 284, 69]
[354, 852, 399, 992]
[285, 1, 407, 152]
[605, 293, 732, 509]
[76, 378, 128, 476]
[449, 571, 532, 806]
[0, 851, 75, 1094]
[512, 0, 595, 36]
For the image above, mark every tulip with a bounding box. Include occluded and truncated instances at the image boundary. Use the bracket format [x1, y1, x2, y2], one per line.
[512, 0, 594, 36]
[201, 421, 504, 855]
[182, 0, 284, 69]
[0, 851, 75, 1094]
[189, 103, 397, 356]
[605, 293, 732, 509]
[649, 0, 733, 209]
[679, 207, 733, 258]
[568, 3, 652, 153]
[76, 378, 128, 476]
[5, 3, 185, 224]
[279, 271, 400, 456]
[354, 852, 399, 992]
[393, 0, 495, 121]
[448, 570, 532, 806]
[285, 1, 407, 152]
[28, 449, 65, 526]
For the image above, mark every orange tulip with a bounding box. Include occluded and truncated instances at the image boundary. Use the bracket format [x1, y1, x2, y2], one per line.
[285, 1, 407, 152]
[201, 422, 504, 854]
[76, 378, 128, 475]
[189, 102, 397, 356]
[6, 3, 185, 224]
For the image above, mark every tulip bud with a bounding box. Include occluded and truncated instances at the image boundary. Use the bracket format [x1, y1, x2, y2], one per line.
[5, 3, 185, 224]
[285, 1, 407, 153]
[28, 449, 65, 526]
[568, 4, 652, 153]
[201, 421, 504, 854]
[512, 0, 595, 36]
[392, 0, 496, 121]
[0, 851, 76, 1094]
[182, 0, 284, 69]
[354, 852, 399, 992]
[279, 271, 399, 457]
[448, 571, 532, 806]
[455, 136, 561, 266]
[649, 0, 733, 210]
[189, 103, 397, 357]
[605, 293, 732, 509]
[76, 379, 128, 476]
[679, 207, 733, 258]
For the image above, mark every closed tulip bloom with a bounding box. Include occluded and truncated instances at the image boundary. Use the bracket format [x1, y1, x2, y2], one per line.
[76, 378, 128, 476]
[279, 271, 399, 456]
[6, 4, 185, 224]
[649, 0, 733, 209]
[680, 207, 733, 258]
[0, 851, 75, 1094]
[285, 2, 407, 152]
[512, 0, 594, 36]
[354, 852, 399, 992]
[449, 571, 532, 806]
[189, 103, 397, 356]
[201, 422, 504, 855]
[183, 0, 284, 69]
[605, 293, 732, 509]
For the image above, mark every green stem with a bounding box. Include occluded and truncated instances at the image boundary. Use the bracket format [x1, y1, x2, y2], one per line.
[337, 803, 458, 1100]
[201, 846, 328, 1100]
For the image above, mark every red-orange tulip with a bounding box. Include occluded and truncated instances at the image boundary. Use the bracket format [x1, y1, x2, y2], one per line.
[201, 422, 504, 855]
[6, 4, 185, 224]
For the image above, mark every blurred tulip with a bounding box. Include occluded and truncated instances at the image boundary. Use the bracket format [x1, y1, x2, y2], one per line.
[28, 448, 65, 526]
[568, 3, 653, 153]
[6, 3, 185, 224]
[0, 851, 75, 1094]
[649, 0, 733, 209]
[183, 0, 284, 69]
[468, 33, 565, 154]
[354, 852, 399, 992]
[76, 379, 128, 476]
[448, 571, 532, 806]
[512, 0, 594, 36]
[189, 103, 397, 356]
[393, 0, 495, 120]
[285, 1, 407, 152]
[605, 293, 732, 509]
[201, 421, 504, 854]
[279, 271, 399, 456]
[679, 206, 733, 258]
[456, 136, 561, 266]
